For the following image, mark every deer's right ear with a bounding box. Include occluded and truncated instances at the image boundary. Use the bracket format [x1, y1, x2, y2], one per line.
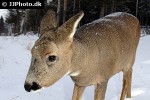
[56, 11, 84, 41]
[40, 10, 57, 35]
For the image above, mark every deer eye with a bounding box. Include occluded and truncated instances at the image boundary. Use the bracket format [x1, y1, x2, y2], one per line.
[47, 55, 57, 62]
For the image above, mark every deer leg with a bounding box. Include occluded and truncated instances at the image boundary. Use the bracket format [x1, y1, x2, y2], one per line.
[72, 84, 85, 100]
[126, 69, 132, 98]
[120, 68, 132, 100]
[120, 77, 127, 100]
[94, 81, 108, 100]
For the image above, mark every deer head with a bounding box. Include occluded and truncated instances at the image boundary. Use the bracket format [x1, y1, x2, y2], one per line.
[24, 10, 84, 92]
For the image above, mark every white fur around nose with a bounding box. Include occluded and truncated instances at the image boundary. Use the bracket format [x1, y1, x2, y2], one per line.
[31, 87, 46, 93]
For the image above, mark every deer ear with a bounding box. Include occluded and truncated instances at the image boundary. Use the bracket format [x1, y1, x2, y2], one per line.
[40, 9, 57, 35]
[57, 11, 84, 40]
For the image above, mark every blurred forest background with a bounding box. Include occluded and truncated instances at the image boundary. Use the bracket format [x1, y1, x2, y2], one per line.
[0, 0, 150, 36]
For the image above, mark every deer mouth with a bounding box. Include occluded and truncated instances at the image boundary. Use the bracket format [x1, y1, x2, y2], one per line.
[24, 82, 42, 92]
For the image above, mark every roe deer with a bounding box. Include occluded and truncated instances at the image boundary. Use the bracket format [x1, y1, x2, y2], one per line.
[24, 10, 141, 100]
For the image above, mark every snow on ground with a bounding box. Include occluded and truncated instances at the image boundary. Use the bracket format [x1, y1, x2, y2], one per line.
[0, 35, 150, 100]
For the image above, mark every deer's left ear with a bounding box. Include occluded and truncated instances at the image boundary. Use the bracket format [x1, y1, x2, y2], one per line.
[57, 11, 84, 40]
[40, 9, 57, 35]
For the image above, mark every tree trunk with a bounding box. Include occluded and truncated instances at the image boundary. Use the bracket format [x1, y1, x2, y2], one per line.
[57, 0, 61, 27]
[73, 0, 76, 14]
[145, 18, 149, 34]
[100, 3, 105, 18]
[136, 0, 138, 17]
[105, 4, 107, 15]
[78, 0, 81, 26]
[16, 9, 20, 35]
[24, 9, 29, 34]
[63, 0, 67, 23]
[111, 1, 115, 13]
[78, 0, 81, 12]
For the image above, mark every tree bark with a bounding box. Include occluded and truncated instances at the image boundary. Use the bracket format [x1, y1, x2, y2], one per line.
[73, 0, 76, 14]
[105, 4, 107, 15]
[136, 0, 138, 17]
[16, 9, 20, 35]
[111, 0, 115, 13]
[57, 0, 61, 27]
[78, 0, 81, 26]
[78, 0, 81, 12]
[100, 3, 105, 18]
[63, 0, 67, 23]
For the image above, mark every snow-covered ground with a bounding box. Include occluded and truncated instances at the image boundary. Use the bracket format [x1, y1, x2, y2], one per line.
[0, 35, 150, 100]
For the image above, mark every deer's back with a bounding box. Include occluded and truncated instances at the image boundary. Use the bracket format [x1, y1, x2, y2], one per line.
[74, 12, 140, 79]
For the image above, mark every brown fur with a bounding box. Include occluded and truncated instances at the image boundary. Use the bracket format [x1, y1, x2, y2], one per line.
[25, 10, 141, 100]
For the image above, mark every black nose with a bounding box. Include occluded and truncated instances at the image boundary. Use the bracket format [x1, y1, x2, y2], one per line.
[24, 83, 32, 92]
[24, 82, 41, 92]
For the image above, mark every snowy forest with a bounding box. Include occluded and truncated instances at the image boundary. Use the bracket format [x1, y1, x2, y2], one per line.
[0, 0, 150, 36]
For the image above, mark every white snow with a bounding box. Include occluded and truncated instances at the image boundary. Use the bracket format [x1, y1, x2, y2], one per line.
[142, 60, 150, 64]
[105, 12, 123, 17]
[0, 35, 150, 100]
[0, 9, 7, 19]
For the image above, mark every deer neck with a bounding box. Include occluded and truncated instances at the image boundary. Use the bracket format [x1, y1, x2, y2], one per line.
[69, 38, 88, 77]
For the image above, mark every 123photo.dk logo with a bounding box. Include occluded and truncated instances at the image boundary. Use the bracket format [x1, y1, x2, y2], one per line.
[0, 0, 44, 9]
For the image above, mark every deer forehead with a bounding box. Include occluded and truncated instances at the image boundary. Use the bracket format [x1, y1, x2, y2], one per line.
[32, 39, 59, 56]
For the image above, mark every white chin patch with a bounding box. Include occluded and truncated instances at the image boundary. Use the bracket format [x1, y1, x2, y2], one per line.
[31, 87, 45, 93]
[70, 71, 80, 76]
